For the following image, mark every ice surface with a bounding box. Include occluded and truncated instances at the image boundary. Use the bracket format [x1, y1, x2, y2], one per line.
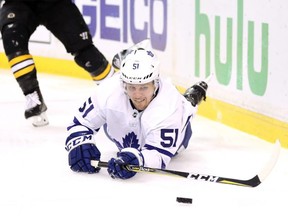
[0, 70, 287, 216]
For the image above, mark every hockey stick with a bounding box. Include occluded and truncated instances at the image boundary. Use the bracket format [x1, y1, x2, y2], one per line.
[91, 140, 281, 187]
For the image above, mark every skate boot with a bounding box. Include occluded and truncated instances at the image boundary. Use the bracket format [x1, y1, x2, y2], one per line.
[112, 39, 151, 70]
[112, 49, 128, 71]
[24, 88, 49, 127]
[184, 81, 208, 107]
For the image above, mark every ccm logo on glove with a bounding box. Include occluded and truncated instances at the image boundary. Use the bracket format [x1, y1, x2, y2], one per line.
[65, 134, 93, 151]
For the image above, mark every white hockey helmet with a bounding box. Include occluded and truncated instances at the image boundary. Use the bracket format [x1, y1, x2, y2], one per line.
[120, 48, 160, 84]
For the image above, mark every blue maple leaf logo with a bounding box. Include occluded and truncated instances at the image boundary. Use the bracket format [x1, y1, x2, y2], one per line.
[122, 132, 140, 149]
[147, 50, 154, 57]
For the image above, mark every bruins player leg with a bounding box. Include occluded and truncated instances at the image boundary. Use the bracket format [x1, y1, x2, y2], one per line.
[44, 1, 114, 84]
[0, 2, 48, 126]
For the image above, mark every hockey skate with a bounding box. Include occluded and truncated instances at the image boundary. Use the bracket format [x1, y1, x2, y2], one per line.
[24, 88, 49, 127]
[184, 81, 208, 107]
[112, 49, 128, 71]
[112, 39, 150, 70]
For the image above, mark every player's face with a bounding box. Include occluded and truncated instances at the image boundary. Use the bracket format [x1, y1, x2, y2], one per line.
[125, 81, 155, 110]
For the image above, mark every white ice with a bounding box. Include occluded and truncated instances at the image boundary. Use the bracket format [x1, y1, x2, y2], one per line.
[0, 70, 287, 216]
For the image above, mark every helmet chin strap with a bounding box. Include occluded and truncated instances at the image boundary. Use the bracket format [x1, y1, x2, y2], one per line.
[122, 81, 128, 94]
[153, 79, 159, 96]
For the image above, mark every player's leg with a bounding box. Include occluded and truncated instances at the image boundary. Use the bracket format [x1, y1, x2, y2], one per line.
[44, 1, 114, 84]
[0, 2, 48, 126]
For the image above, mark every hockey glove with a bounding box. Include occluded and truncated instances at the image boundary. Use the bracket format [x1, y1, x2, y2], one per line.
[107, 148, 144, 179]
[65, 129, 101, 173]
[184, 81, 208, 107]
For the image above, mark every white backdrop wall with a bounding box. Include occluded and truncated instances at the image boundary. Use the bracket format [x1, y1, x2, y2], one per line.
[1, 0, 287, 128]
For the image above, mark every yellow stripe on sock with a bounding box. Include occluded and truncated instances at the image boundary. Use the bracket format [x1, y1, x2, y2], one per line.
[14, 65, 35, 78]
[9, 54, 33, 67]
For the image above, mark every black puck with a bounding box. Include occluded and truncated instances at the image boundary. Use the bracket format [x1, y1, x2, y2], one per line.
[176, 197, 193, 204]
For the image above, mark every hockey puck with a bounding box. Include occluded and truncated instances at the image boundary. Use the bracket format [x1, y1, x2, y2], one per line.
[176, 197, 193, 204]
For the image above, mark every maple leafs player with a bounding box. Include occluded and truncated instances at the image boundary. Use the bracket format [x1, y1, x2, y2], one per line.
[0, 0, 114, 127]
[65, 47, 208, 179]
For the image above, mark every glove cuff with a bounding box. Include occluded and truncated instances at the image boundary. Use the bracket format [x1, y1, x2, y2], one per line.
[65, 133, 96, 152]
[120, 148, 144, 166]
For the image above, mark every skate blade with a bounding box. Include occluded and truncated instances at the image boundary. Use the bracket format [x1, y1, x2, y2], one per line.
[28, 112, 49, 127]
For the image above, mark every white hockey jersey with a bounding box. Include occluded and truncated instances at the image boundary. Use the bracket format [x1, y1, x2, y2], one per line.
[67, 74, 198, 169]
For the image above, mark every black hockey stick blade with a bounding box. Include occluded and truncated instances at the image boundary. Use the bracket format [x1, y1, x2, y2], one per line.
[91, 140, 281, 187]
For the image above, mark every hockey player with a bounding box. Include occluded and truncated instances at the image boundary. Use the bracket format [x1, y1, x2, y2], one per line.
[65, 47, 208, 179]
[0, 0, 114, 126]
